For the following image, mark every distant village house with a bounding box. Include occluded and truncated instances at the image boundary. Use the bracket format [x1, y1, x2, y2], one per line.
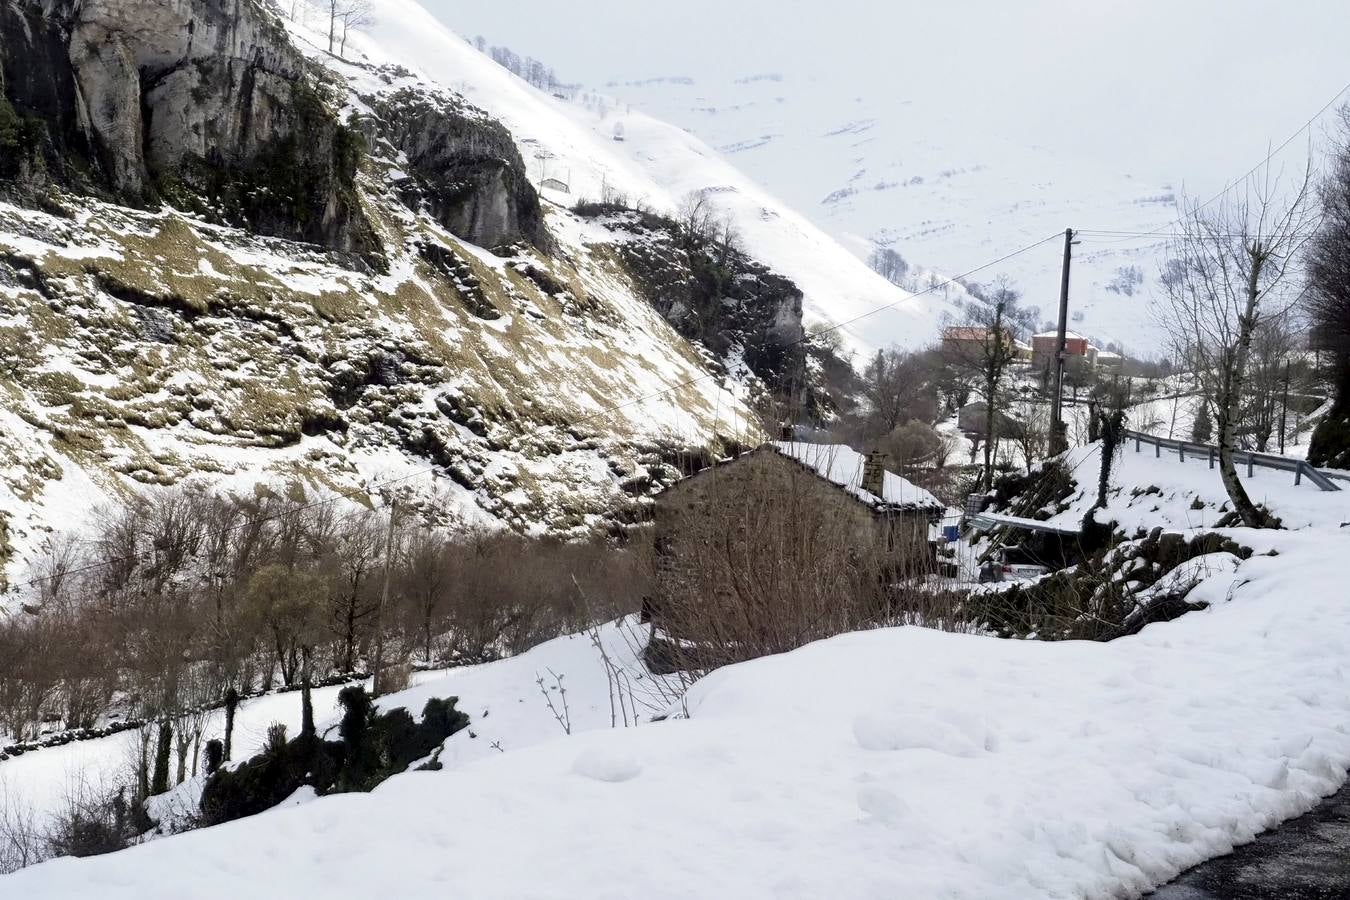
[942, 325, 1016, 363]
[1031, 330, 1090, 371]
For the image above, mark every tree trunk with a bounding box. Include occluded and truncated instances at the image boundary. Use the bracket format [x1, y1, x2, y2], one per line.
[982, 376, 997, 490]
[423, 610, 433, 666]
[1217, 252, 1266, 528]
[136, 728, 151, 801]
[223, 687, 238, 762]
[150, 720, 173, 796]
[175, 729, 188, 786]
[342, 601, 357, 672]
[300, 645, 315, 739]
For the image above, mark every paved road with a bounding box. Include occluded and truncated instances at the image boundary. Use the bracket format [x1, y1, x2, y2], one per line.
[1150, 780, 1350, 898]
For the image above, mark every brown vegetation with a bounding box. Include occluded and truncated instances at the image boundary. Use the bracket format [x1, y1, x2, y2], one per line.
[0, 482, 646, 801]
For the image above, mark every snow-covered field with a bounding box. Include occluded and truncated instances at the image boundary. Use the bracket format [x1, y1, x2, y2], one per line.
[7, 445, 1350, 897]
[1046, 438, 1348, 535]
[1, 679, 369, 833]
[0, 620, 662, 834]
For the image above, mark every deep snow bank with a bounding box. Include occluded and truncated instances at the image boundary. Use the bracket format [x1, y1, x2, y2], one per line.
[8, 527, 1350, 898]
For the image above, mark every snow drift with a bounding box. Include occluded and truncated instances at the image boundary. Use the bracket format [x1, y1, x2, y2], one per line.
[8, 523, 1350, 898]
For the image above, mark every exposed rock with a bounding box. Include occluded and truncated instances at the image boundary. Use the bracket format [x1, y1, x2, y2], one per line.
[362, 84, 547, 251]
[578, 206, 828, 414]
[0, 0, 376, 254]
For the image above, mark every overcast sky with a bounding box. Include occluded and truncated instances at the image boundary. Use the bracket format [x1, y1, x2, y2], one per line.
[420, 0, 1348, 190]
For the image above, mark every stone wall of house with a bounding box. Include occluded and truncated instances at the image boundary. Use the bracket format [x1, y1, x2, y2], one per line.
[652, 449, 930, 615]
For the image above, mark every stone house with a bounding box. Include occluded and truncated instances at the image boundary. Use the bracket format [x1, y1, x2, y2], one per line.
[650, 442, 945, 619]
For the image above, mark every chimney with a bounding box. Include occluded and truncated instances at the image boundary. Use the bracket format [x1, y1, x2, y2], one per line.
[861, 449, 887, 499]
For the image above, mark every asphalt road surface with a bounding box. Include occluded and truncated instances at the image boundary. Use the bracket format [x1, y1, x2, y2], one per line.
[1150, 780, 1350, 899]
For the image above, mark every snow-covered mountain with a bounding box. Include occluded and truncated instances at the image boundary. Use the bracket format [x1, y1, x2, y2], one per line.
[329, 0, 956, 354]
[425, 0, 1350, 356]
[600, 76, 1176, 351]
[0, 0, 943, 597]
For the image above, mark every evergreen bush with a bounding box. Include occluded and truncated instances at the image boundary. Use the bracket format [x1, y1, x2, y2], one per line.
[200, 689, 469, 826]
[203, 739, 224, 775]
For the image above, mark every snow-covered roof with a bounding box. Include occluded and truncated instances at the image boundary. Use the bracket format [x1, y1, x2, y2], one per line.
[768, 442, 943, 512]
[1033, 330, 1088, 341]
[1097, 350, 1123, 360]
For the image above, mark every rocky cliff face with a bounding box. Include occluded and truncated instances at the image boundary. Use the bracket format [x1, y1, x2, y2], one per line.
[1, 0, 375, 252]
[575, 205, 852, 423]
[363, 83, 547, 252]
[0, 0, 554, 258]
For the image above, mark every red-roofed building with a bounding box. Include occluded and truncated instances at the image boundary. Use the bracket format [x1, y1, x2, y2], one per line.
[1031, 330, 1090, 371]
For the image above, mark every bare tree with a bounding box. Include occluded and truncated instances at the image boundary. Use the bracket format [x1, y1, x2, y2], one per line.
[245, 564, 323, 687]
[677, 190, 718, 243]
[399, 530, 453, 665]
[1239, 316, 1297, 451]
[336, 0, 374, 58]
[943, 280, 1023, 490]
[1009, 395, 1050, 473]
[867, 247, 909, 286]
[858, 349, 941, 438]
[1158, 163, 1316, 526]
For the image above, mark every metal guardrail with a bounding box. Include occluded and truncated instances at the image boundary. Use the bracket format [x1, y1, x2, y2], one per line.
[1123, 429, 1345, 492]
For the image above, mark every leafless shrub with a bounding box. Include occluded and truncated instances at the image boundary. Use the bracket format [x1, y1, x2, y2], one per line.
[0, 778, 45, 874]
[3, 481, 646, 777]
[535, 670, 571, 735]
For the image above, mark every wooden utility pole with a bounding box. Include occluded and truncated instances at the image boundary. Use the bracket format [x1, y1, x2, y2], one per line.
[1279, 361, 1291, 454]
[372, 497, 398, 697]
[1049, 228, 1076, 456]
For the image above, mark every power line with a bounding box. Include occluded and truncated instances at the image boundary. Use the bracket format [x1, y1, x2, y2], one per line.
[11, 231, 1065, 595]
[1077, 229, 1263, 239]
[1134, 78, 1350, 239]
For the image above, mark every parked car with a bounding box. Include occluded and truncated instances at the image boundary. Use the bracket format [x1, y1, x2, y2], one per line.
[978, 548, 1050, 583]
[1000, 560, 1050, 581]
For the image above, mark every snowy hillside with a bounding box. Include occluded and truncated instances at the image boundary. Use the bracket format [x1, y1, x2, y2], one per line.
[309, 0, 956, 356]
[3, 0, 954, 596]
[427, 0, 1350, 356]
[606, 78, 1174, 351]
